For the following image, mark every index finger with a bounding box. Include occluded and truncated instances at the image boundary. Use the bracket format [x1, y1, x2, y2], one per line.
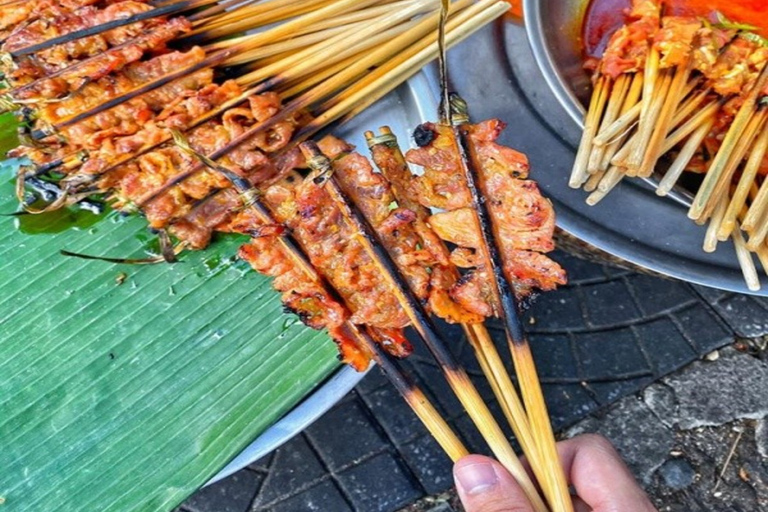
[556, 434, 657, 512]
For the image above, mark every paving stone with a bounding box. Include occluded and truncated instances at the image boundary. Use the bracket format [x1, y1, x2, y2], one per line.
[362, 381, 427, 445]
[305, 398, 389, 471]
[711, 295, 768, 338]
[357, 366, 390, 396]
[575, 327, 650, 380]
[526, 287, 587, 332]
[587, 375, 654, 406]
[541, 384, 599, 429]
[672, 304, 733, 353]
[690, 284, 728, 304]
[582, 280, 642, 327]
[642, 384, 677, 429]
[635, 317, 697, 375]
[337, 453, 423, 512]
[649, 348, 768, 430]
[251, 435, 326, 507]
[183, 470, 261, 512]
[268, 481, 353, 512]
[657, 458, 696, 490]
[529, 334, 578, 381]
[626, 274, 696, 316]
[399, 435, 454, 495]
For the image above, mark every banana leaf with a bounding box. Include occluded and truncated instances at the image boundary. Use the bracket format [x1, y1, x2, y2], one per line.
[0, 153, 341, 510]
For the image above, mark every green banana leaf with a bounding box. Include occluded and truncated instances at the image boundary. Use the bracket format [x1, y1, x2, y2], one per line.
[0, 147, 340, 510]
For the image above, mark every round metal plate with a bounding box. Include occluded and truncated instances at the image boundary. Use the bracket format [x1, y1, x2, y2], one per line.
[445, 14, 766, 296]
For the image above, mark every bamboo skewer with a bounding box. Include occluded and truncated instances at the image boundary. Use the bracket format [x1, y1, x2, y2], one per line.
[183, 0, 340, 39]
[744, 175, 768, 236]
[596, 72, 644, 175]
[450, 97, 572, 512]
[625, 70, 672, 175]
[744, 183, 768, 276]
[690, 65, 768, 222]
[657, 116, 715, 197]
[733, 227, 761, 292]
[172, 131, 470, 462]
[593, 102, 640, 148]
[661, 99, 721, 154]
[365, 127, 549, 499]
[638, 61, 691, 178]
[703, 194, 728, 253]
[708, 109, 767, 232]
[300, 1, 509, 134]
[747, 204, 768, 252]
[588, 74, 629, 174]
[300, 142, 548, 512]
[719, 123, 768, 241]
[570, 76, 610, 188]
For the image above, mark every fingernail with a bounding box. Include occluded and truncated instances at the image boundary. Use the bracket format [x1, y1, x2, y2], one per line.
[455, 462, 499, 495]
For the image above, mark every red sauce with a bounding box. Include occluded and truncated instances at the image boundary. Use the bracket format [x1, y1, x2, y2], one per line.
[583, 0, 768, 58]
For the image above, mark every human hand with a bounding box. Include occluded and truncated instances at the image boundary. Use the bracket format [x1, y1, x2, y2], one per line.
[453, 434, 658, 512]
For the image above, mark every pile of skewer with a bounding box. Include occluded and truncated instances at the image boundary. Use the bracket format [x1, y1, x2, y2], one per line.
[570, 0, 768, 291]
[2, 1, 577, 511]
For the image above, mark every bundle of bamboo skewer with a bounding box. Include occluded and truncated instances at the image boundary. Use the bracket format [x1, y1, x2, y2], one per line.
[570, 0, 768, 291]
[1, 1, 576, 511]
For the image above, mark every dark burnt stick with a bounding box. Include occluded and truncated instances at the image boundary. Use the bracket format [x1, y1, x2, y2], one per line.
[8, 0, 222, 58]
[449, 95, 573, 512]
[300, 141, 548, 512]
[171, 131, 469, 462]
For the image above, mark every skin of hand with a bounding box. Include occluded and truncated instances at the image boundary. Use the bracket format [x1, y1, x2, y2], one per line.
[453, 434, 658, 512]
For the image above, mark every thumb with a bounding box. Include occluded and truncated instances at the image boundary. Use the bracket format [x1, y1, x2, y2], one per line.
[453, 455, 535, 512]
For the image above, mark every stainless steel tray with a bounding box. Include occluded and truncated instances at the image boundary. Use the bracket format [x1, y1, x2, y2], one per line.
[446, 17, 766, 296]
[209, 70, 439, 483]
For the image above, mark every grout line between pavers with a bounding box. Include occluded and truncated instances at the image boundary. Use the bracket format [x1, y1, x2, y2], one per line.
[567, 332, 602, 408]
[572, 281, 595, 329]
[247, 444, 279, 511]
[356, 401, 430, 502]
[357, 387, 423, 448]
[667, 305, 710, 355]
[629, 324, 660, 379]
[296, 431, 360, 511]
[621, 275, 649, 318]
